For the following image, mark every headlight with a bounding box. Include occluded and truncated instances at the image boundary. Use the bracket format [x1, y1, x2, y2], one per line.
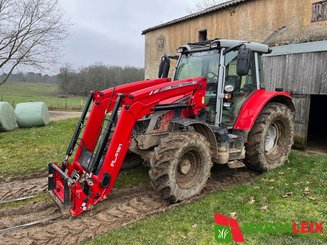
[224, 84, 234, 93]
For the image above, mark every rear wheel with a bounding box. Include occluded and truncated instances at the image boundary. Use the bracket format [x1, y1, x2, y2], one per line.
[245, 102, 294, 172]
[149, 132, 212, 203]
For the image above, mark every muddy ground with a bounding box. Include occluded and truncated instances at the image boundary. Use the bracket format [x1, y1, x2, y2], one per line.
[0, 167, 258, 244]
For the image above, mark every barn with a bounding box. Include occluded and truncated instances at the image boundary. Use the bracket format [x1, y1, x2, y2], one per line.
[142, 0, 327, 150]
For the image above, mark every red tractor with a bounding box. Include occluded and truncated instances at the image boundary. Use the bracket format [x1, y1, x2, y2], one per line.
[48, 39, 294, 216]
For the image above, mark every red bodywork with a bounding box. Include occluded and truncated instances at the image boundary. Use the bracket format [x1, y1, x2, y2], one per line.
[49, 77, 293, 217]
[233, 89, 292, 130]
[49, 77, 207, 216]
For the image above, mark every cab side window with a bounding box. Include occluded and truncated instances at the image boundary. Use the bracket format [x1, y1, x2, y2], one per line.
[224, 51, 256, 93]
[222, 51, 257, 125]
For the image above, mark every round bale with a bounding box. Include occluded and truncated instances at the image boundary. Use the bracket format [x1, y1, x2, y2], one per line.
[0, 102, 16, 132]
[15, 102, 50, 128]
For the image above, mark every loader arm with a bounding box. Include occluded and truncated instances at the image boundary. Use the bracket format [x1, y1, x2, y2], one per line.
[73, 78, 171, 163]
[48, 77, 207, 216]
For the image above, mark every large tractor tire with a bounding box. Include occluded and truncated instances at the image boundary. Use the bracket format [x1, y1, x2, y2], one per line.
[149, 132, 212, 203]
[245, 102, 294, 172]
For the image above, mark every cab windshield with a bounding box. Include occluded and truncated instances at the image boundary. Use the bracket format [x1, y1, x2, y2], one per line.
[174, 49, 220, 124]
[174, 50, 220, 83]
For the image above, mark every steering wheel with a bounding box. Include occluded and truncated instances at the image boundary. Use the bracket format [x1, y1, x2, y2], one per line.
[205, 71, 218, 82]
[203, 71, 218, 92]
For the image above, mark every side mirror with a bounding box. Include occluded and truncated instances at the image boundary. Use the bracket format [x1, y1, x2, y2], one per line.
[158, 55, 170, 78]
[236, 47, 252, 76]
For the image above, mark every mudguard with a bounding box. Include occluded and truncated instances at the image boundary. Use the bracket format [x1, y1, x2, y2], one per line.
[233, 89, 294, 131]
[170, 118, 218, 150]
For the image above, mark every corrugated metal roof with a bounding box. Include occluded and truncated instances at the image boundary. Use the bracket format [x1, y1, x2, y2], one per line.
[142, 0, 247, 35]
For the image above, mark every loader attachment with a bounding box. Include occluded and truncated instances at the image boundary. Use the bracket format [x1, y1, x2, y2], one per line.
[48, 161, 88, 216]
[48, 162, 72, 209]
[47, 78, 207, 216]
[47, 93, 123, 216]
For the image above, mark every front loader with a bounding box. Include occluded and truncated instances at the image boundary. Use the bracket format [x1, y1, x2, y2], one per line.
[48, 39, 294, 216]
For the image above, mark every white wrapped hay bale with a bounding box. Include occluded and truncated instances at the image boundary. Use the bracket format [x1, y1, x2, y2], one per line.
[0, 102, 16, 132]
[15, 102, 50, 128]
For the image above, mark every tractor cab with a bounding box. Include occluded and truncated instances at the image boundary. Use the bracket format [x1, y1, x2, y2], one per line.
[170, 39, 270, 127]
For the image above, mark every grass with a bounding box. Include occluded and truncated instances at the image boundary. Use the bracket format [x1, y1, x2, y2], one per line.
[0, 118, 79, 177]
[0, 81, 85, 110]
[88, 152, 327, 245]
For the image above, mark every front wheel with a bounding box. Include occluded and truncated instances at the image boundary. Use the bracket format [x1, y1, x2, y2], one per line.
[245, 102, 294, 172]
[149, 132, 212, 203]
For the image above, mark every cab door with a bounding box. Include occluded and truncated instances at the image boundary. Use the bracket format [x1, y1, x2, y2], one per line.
[221, 51, 258, 127]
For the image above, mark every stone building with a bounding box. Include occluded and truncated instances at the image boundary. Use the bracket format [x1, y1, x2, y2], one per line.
[142, 0, 327, 149]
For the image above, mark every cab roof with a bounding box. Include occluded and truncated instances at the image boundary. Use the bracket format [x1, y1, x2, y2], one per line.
[179, 39, 271, 54]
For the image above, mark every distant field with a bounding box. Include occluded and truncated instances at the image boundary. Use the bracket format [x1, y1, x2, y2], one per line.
[0, 81, 86, 110]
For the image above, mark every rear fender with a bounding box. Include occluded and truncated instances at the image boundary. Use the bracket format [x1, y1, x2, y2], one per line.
[233, 89, 294, 131]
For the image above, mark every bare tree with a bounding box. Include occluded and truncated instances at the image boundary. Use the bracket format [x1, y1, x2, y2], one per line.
[0, 0, 69, 86]
[58, 63, 74, 92]
[186, 0, 228, 14]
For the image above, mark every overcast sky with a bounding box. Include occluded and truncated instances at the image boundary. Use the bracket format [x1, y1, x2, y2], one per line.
[57, 0, 206, 69]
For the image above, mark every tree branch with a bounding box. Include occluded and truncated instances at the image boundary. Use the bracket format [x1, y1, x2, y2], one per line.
[0, 0, 69, 85]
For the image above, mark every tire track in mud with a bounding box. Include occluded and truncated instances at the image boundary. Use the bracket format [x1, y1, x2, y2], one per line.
[0, 177, 47, 201]
[0, 167, 259, 245]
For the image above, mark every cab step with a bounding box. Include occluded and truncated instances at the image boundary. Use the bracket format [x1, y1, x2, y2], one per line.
[227, 160, 246, 169]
